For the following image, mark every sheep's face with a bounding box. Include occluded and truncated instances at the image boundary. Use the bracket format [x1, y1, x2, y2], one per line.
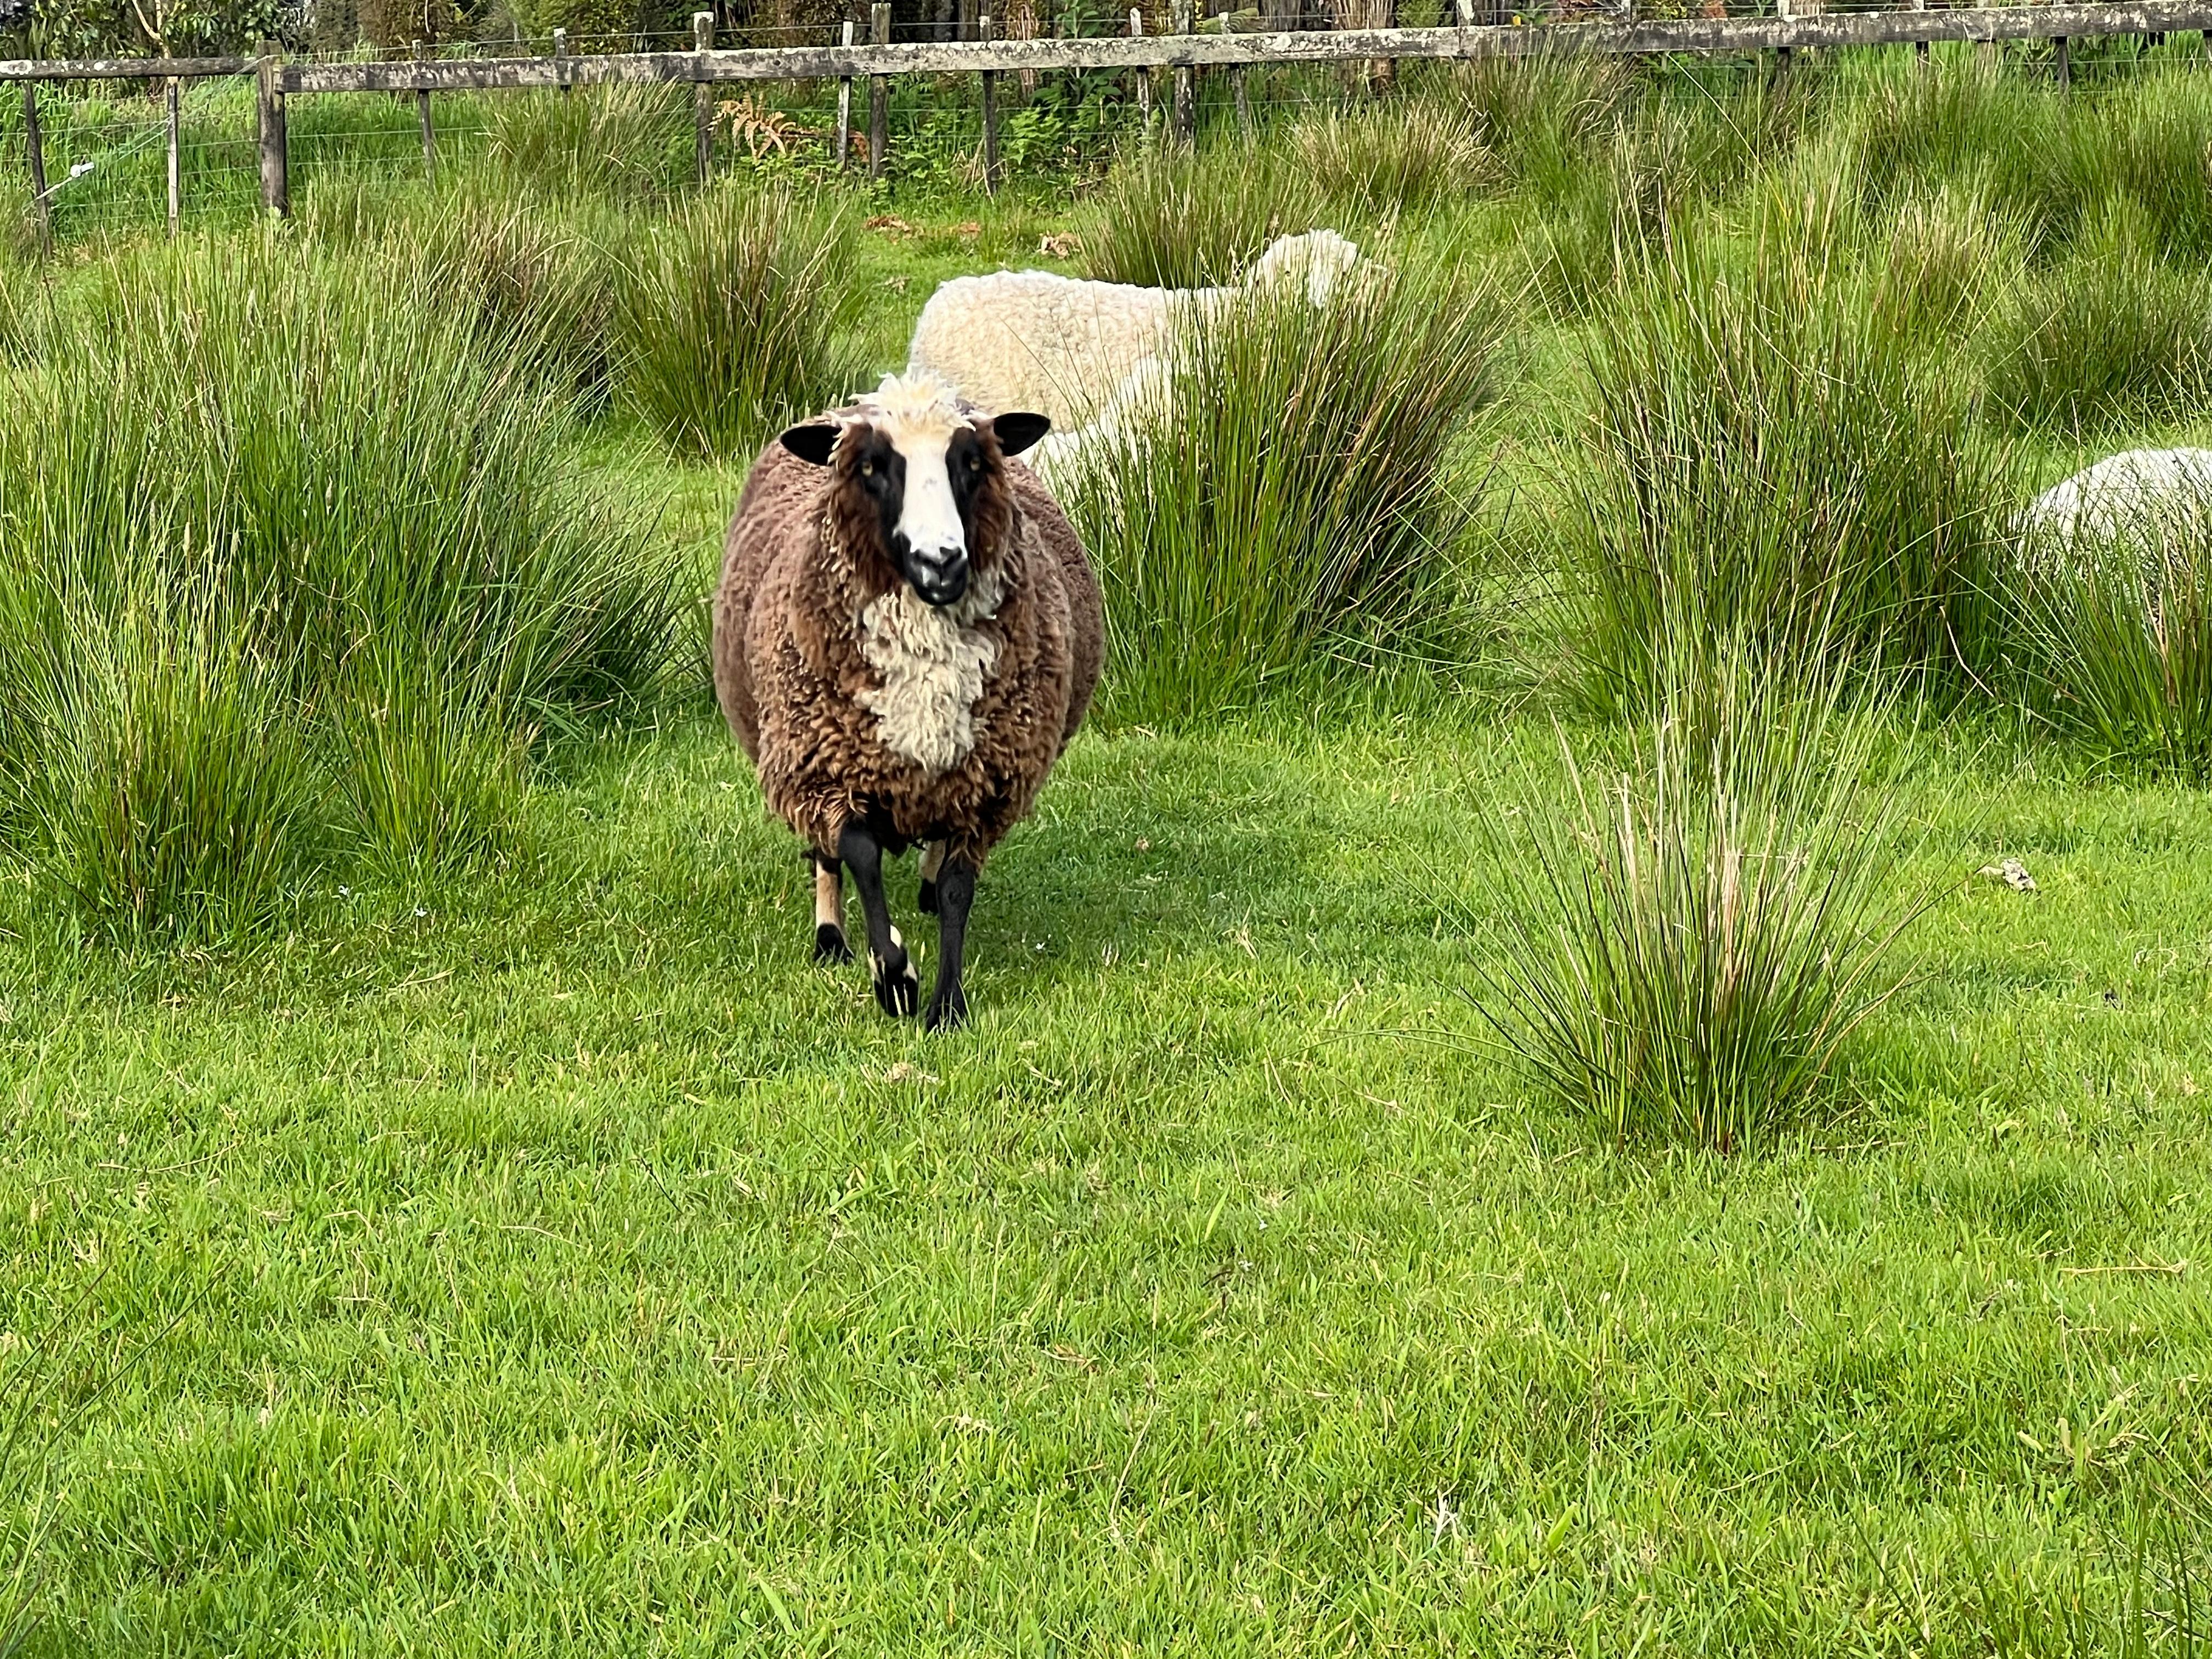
[783, 375, 1050, 611]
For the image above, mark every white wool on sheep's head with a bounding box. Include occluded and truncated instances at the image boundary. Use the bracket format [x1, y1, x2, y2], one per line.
[1245, 230, 1364, 307]
[854, 371, 974, 448]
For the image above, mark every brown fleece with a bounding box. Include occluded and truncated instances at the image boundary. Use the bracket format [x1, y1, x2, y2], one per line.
[713, 409, 1103, 868]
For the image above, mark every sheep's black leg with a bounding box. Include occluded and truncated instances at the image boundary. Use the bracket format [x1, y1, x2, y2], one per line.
[917, 840, 944, 915]
[838, 822, 919, 1018]
[811, 852, 851, 964]
[924, 854, 977, 1033]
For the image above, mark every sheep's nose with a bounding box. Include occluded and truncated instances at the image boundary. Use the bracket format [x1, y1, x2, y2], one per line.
[909, 545, 969, 607]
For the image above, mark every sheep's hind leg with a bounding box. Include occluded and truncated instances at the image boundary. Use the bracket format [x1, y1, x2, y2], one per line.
[811, 853, 852, 964]
[918, 840, 945, 915]
[924, 855, 977, 1034]
[837, 823, 920, 1018]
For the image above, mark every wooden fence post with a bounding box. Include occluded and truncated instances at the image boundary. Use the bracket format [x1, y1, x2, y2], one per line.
[1914, 0, 1928, 62]
[868, 1, 890, 180]
[1775, 0, 1791, 75]
[257, 41, 289, 219]
[980, 9, 1000, 193]
[693, 11, 715, 182]
[2055, 32, 2071, 84]
[21, 84, 49, 256]
[1172, 0, 1194, 145]
[1131, 9, 1152, 131]
[415, 41, 437, 184]
[835, 19, 855, 168]
[166, 75, 182, 235]
[553, 27, 569, 94]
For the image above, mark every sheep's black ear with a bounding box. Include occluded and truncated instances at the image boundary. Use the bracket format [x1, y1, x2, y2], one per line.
[780, 422, 841, 466]
[992, 412, 1052, 458]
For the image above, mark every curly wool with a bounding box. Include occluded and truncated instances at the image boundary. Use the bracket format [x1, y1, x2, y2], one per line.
[905, 229, 1364, 430]
[713, 376, 1103, 868]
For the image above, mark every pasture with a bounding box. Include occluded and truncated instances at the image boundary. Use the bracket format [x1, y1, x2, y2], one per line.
[5, 38, 2212, 1654]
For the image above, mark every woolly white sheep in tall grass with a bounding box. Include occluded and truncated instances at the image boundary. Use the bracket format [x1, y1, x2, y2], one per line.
[905, 229, 1364, 431]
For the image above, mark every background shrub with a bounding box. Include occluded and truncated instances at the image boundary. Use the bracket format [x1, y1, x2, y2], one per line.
[1077, 141, 1328, 287]
[1056, 260, 1506, 719]
[614, 183, 868, 460]
[1564, 229, 2018, 714]
[1989, 204, 2212, 433]
[1291, 100, 1489, 214]
[1468, 658, 1929, 1154]
[0, 238, 685, 938]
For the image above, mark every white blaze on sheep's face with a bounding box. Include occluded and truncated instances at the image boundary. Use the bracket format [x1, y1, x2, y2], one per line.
[857, 373, 975, 610]
[847, 374, 1007, 776]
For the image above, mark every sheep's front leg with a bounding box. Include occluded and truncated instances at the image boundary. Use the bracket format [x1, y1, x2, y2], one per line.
[837, 823, 919, 1018]
[917, 840, 945, 915]
[925, 855, 977, 1033]
[811, 852, 851, 964]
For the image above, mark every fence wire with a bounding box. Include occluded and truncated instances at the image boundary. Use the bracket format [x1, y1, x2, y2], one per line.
[4, 15, 2209, 243]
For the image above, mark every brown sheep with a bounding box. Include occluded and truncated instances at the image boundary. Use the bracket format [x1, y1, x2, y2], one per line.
[714, 372, 1104, 1031]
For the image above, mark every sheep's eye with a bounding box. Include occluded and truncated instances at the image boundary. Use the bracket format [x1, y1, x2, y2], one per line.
[859, 461, 874, 477]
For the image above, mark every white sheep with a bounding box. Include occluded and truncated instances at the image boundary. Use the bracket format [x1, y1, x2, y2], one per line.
[905, 229, 1364, 431]
[2018, 448, 2212, 634]
[2022, 448, 2212, 543]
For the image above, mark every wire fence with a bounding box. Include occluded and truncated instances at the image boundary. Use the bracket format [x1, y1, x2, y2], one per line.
[4, 3, 2209, 245]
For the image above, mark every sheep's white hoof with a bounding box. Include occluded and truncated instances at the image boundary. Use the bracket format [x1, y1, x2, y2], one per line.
[870, 928, 921, 1018]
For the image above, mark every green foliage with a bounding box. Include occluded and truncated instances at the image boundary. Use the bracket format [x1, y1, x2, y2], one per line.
[414, 193, 621, 408]
[613, 182, 867, 460]
[1470, 659, 1929, 1154]
[1990, 205, 2212, 434]
[1057, 261, 1504, 719]
[2011, 507, 2212, 781]
[0, 238, 684, 939]
[1291, 99, 1489, 214]
[484, 82, 692, 200]
[1564, 229, 2017, 714]
[1076, 139, 1327, 287]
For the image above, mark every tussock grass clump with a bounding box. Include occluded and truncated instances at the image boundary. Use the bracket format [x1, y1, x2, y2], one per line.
[1844, 53, 2063, 235]
[2011, 509, 2212, 780]
[1057, 262, 1505, 718]
[1875, 181, 2032, 346]
[1989, 211, 2212, 434]
[616, 184, 867, 460]
[485, 82, 690, 199]
[416, 194, 619, 407]
[0, 239, 684, 939]
[1471, 661, 1928, 1155]
[2064, 70, 2212, 260]
[1077, 143, 1328, 288]
[1456, 48, 1632, 178]
[1566, 234, 2017, 714]
[1291, 101, 1489, 213]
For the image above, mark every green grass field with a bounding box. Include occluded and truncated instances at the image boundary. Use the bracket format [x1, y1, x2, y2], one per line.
[7, 42, 2212, 1654]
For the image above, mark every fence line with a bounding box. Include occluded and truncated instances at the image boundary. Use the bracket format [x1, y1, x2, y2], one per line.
[8, 2, 2211, 225]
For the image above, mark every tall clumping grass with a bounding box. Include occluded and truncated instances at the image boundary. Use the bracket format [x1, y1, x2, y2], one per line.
[1076, 141, 1328, 287]
[1874, 179, 2032, 346]
[484, 81, 691, 199]
[0, 238, 685, 939]
[1291, 99, 1490, 213]
[2008, 495, 2212, 780]
[1989, 201, 2212, 434]
[1842, 52, 2065, 236]
[1056, 259, 1506, 719]
[414, 192, 620, 409]
[615, 183, 867, 460]
[1563, 225, 2018, 715]
[1467, 657, 1931, 1154]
